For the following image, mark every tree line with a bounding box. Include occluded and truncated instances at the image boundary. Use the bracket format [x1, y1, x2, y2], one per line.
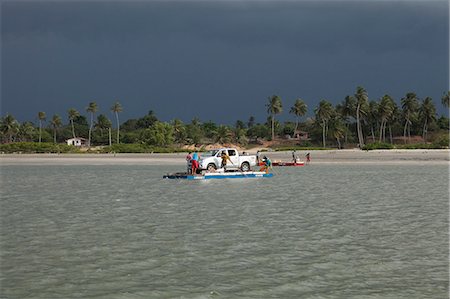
[266, 88, 449, 148]
[1, 87, 449, 149]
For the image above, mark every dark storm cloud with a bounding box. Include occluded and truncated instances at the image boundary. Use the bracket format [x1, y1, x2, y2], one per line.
[1, 1, 448, 124]
[4, 1, 446, 53]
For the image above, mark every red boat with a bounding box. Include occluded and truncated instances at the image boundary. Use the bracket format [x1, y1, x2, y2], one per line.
[272, 161, 305, 167]
[259, 161, 305, 167]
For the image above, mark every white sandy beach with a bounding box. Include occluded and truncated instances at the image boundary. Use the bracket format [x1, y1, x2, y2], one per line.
[0, 149, 449, 166]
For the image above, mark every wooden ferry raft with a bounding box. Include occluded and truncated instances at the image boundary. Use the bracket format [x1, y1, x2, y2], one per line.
[259, 160, 305, 167]
[163, 171, 273, 180]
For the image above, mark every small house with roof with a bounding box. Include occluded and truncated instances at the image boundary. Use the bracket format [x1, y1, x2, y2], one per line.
[66, 137, 87, 147]
[293, 130, 310, 141]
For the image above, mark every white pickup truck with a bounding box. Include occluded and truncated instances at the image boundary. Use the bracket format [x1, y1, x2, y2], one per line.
[198, 148, 258, 172]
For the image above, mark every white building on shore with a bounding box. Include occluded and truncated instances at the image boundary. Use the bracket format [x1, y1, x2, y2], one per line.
[66, 137, 87, 147]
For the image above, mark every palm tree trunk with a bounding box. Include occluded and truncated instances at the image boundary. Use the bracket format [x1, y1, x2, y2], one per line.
[322, 120, 326, 148]
[109, 127, 112, 146]
[371, 125, 375, 142]
[379, 119, 384, 142]
[356, 104, 365, 148]
[403, 119, 408, 144]
[345, 123, 349, 144]
[71, 120, 76, 138]
[356, 104, 361, 147]
[389, 125, 393, 144]
[293, 117, 298, 139]
[408, 121, 411, 143]
[53, 128, 57, 144]
[422, 119, 427, 142]
[88, 113, 93, 147]
[39, 120, 42, 143]
[115, 112, 120, 144]
[271, 115, 275, 141]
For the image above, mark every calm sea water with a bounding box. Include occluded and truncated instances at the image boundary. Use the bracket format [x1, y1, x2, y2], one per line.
[1, 164, 448, 299]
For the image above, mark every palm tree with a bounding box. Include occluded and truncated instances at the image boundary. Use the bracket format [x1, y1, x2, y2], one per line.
[95, 114, 112, 145]
[235, 120, 246, 130]
[50, 114, 62, 144]
[315, 100, 334, 148]
[0, 114, 20, 142]
[111, 101, 123, 144]
[137, 110, 158, 129]
[247, 116, 255, 128]
[37, 111, 46, 143]
[354, 86, 369, 147]
[367, 100, 379, 142]
[401, 92, 419, 143]
[289, 98, 307, 138]
[336, 95, 356, 144]
[68, 108, 80, 138]
[234, 126, 248, 146]
[266, 95, 283, 141]
[378, 95, 395, 142]
[18, 121, 35, 142]
[330, 117, 346, 149]
[442, 91, 449, 108]
[418, 97, 436, 142]
[215, 125, 232, 144]
[86, 102, 98, 147]
[171, 119, 187, 144]
[94, 114, 110, 135]
[388, 101, 400, 144]
[187, 117, 202, 144]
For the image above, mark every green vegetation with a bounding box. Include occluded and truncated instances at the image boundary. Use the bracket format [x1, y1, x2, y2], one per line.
[396, 143, 446, 150]
[361, 142, 395, 150]
[433, 133, 450, 147]
[100, 143, 188, 153]
[1, 88, 449, 153]
[362, 138, 449, 150]
[0, 142, 80, 153]
[363, 143, 446, 150]
[270, 146, 328, 151]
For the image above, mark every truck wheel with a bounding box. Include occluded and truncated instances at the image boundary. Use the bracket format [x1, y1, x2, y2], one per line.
[241, 162, 250, 172]
[207, 163, 217, 172]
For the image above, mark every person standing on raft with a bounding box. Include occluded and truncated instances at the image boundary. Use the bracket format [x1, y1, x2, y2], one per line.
[260, 156, 272, 173]
[191, 152, 200, 174]
[292, 150, 298, 163]
[220, 151, 232, 171]
[186, 152, 192, 174]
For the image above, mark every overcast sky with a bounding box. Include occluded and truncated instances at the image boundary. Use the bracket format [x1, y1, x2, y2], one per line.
[1, 0, 449, 125]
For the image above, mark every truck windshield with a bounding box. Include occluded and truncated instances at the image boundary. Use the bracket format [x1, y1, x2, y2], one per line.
[202, 150, 218, 157]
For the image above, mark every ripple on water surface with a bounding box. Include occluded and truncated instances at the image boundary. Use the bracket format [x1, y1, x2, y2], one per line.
[0, 164, 448, 298]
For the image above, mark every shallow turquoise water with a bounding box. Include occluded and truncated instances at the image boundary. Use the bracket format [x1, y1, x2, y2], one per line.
[1, 164, 448, 298]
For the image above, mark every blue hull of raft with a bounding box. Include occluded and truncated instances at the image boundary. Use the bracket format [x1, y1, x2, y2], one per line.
[163, 172, 273, 180]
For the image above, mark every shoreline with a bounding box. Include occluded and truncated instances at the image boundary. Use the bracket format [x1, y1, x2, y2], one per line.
[1, 149, 449, 166]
